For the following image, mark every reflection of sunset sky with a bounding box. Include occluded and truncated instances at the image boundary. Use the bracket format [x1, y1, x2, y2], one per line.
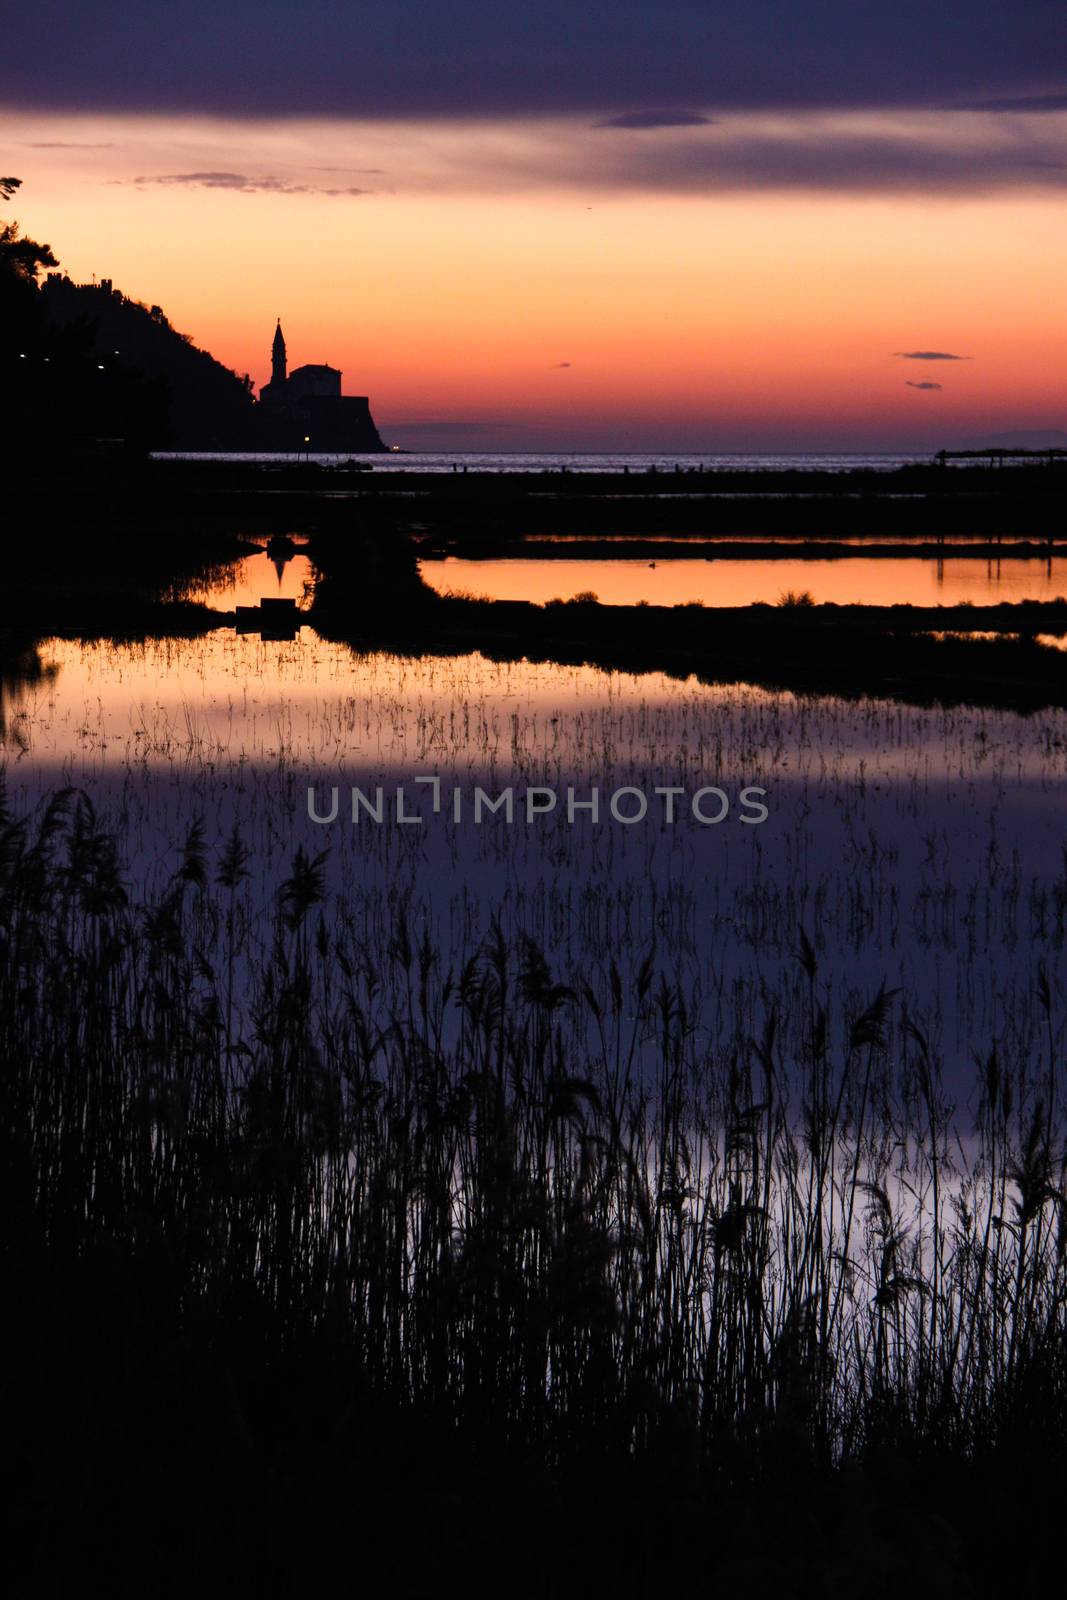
[184, 549, 315, 609]
[7, 632, 1065, 786]
[10, 635, 721, 770]
[422, 556, 1067, 608]
[10, 538, 1067, 772]
[6, 621, 1065, 1091]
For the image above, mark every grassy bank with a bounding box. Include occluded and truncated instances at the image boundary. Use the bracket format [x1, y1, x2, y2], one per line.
[307, 529, 1067, 711]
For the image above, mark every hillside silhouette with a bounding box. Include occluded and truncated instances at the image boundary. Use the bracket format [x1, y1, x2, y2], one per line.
[40, 274, 258, 449]
[3, 178, 389, 457]
[1, 178, 259, 456]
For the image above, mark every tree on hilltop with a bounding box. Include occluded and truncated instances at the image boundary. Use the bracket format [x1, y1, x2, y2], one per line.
[1, 177, 58, 294]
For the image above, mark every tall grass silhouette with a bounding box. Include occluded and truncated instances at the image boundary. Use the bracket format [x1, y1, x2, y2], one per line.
[3, 780, 1063, 1476]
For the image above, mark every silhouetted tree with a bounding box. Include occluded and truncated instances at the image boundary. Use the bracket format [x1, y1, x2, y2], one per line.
[1, 178, 57, 369]
[1, 181, 59, 459]
[0, 178, 58, 283]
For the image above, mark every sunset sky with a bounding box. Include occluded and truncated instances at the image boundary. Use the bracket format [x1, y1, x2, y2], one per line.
[6, 3, 1067, 451]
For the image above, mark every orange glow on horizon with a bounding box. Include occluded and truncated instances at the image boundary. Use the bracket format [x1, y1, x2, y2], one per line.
[6, 110, 1066, 447]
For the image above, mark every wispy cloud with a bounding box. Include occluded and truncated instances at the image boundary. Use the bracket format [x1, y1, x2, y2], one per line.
[948, 93, 1067, 114]
[432, 114, 1067, 196]
[581, 121, 1067, 194]
[595, 111, 716, 130]
[24, 140, 115, 148]
[553, 361, 573, 368]
[128, 171, 369, 196]
[32, 104, 1067, 204]
[906, 380, 943, 391]
[896, 350, 970, 361]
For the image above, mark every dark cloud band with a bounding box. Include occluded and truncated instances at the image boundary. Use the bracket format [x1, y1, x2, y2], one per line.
[595, 111, 716, 129]
[4, 2, 1066, 120]
[948, 92, 1067, 114]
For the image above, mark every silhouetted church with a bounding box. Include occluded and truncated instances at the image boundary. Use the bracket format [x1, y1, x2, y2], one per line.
[258, 320, 385, 451]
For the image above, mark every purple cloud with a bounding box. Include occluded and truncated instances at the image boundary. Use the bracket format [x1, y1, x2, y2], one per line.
[6, 3, 1067, 127]
[948, 92, 1067, 114]
[128, 171, 368, 196]
[595, 110, 716, 129]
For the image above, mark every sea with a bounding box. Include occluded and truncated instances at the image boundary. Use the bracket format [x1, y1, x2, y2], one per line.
[153, 450, 936, 474]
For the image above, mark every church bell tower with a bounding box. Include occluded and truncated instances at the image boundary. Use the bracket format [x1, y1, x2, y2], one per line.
[271, 319, 287, 388]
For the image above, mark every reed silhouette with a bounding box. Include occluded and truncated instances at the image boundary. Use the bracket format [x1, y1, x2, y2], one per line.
[2, 784, 1063, 1592]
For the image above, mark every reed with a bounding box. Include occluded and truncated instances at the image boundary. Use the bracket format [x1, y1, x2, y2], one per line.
[3, 782, 1064, 1469]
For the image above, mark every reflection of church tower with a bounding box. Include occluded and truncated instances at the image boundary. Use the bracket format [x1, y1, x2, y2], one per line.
[271, 320, 287, 387]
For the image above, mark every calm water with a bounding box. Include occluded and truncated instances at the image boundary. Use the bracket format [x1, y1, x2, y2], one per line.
[422, 555, 1067, 608]
[184, 541, 315, 609]
[156, 450, 934, 474]
[2, 588, 1067, 1100]
[4, 536, 1067, 1101]
[186, 538, 1067, 611]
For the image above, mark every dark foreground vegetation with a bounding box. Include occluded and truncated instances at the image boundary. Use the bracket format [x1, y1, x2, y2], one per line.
[344, 460, 1067, 539]
[0, 527, 253, 634]
[2, 787, 1065, 1594]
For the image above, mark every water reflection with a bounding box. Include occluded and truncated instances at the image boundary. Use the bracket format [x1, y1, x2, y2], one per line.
[420, 556, 1067, 608]
[0, 639, 59, 752]
[4, 627, 1066, 1104]
[184, 535, 315, 610]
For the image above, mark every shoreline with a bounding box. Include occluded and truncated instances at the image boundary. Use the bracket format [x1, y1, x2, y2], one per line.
[10, 455, 1067, 538]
